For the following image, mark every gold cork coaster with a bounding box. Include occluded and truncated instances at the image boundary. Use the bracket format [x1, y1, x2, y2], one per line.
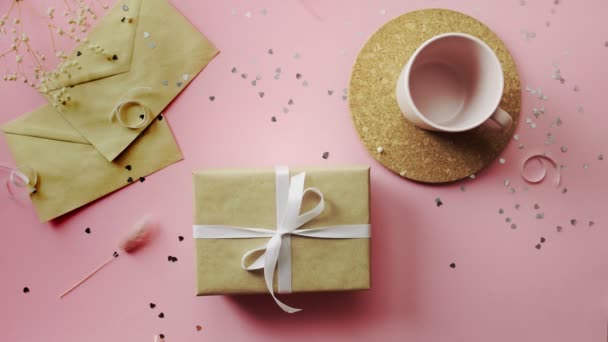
[349, 9, 520, 183]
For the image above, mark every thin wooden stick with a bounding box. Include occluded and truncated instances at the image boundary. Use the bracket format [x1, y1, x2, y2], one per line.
[298, 0, 323, 21]
[59, 255, 116, 298]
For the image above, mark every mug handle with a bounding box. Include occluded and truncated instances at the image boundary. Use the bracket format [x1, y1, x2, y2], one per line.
[490, 107, 513, 130]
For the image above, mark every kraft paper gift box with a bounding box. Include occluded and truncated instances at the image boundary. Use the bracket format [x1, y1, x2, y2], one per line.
[1, 0, 218, 222]
[193, 166, 371, 312]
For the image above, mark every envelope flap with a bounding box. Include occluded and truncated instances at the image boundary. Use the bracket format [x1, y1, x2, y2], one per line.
[2, 106, 88, 144]
[44, 0, 142, 92]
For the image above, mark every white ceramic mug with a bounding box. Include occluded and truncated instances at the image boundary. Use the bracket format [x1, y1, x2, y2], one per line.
[396, 33, 512, 132]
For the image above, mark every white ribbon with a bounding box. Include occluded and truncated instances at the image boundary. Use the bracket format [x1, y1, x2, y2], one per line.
[109, 86, 152, 129]
[1, 165, 37, 196]
[193, 166, 371, 313]
[520, 152, 561, 187]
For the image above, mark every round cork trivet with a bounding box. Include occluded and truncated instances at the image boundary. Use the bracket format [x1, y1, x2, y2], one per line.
[349, 9, 520, 183]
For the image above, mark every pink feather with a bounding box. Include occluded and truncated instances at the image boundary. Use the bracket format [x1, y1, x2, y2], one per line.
[119, 216, 157, 253]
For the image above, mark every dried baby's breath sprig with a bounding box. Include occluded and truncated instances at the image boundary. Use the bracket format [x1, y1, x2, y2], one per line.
[1, 0, 108, 100]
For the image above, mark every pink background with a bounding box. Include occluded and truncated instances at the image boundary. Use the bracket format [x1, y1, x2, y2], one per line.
[1, 0, 608, 341]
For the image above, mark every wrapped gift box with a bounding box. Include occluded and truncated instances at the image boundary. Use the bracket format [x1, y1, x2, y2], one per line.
[193, 166, 371, 299]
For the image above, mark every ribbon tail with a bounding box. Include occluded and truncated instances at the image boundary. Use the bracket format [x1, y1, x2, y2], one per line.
[264, 235, 301, 313]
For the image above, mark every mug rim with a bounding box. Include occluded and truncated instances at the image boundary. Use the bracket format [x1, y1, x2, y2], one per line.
[402, 32, 505, 132]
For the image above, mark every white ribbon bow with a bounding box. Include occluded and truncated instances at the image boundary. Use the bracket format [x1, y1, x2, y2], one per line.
[193, 166, 371, 313]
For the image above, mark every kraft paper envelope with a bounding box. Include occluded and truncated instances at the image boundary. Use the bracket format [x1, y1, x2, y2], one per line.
[1, 0, 217, 221]
[2, 106, 181, 222]
[42, 0, 218, 161]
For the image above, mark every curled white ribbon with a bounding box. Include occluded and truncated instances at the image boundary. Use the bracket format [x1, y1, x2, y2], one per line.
[520, 153, 561, 187]
[1, 165, 37, 196]
[109, 86, 152, 129]
[193, 166, 371, 313]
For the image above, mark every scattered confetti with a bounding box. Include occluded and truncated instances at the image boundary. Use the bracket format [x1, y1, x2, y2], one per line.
[449, 263, 456, 268]
[303, 80, 309, 87]
[561, 187, 568, 194]
[182, 74, 189, 81]
[435, 198, 443, 207]
[267, 49, 273, 55]
[379, 9, 386, 15]
[159, 312, 164, 318]
[506, 217, 512, 223]
[127, 177, 134, 183]
[122, 5, 129, 11]
[296, 73, 302, 80]
[534, 203, 540, 210]
[599, 154, 604, 161]
[231, 67, 237, 73]
[540, 237, 546, 243]
[176, 82, 182, 87]
[322, 152, 329, 159]
[513, 134, 519, 141]
[143, 32, 150, 39]
[209, 96, 215, 101]
[85, 227, 91, 234]
[23, 287, 29, 293]
[556, 226, 563, 232]
[161, 80, 168, 86]
[241, 73, 247, 79]
[570, 219, 577, 226]
[515, 204, 520, 209]
[521, 29, 536, 41]
[168, 256, 178, 262]
[499, 208, 504, 214]
[178, 236, 184, 242]
[499, 157, 506, 164]
[150, 303, 156, 309]
[293, 53, 300, 59]
[459, 185, 465, 192]
[282, 107, 289, 114]
[535, 243, 541, 250]
[125, 165, 132, 171]
[589, 221, 595, 227]
[560, 146, 567, 153]
[510, 224, 517, 229]
[196, 325, 203, 332]
[149, 42, 156, 49]
[251, 80, 257, 86]
[139, 177, 145, 183]
[536, 213, 544, 219]
[376, 146, 384, 154]
[76, 51, 82, 56]
[573, 85, 580, 92]
[504, 179, 510, 187]
[328, 90, 333, 95]
[583, 163, 589, 169]
[258, 92, 264, 98]
[261, 8, 268, 15]
[244, 11, 252, 19]
[288, 99, 294, 106]
[271, 116, 277, 122]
